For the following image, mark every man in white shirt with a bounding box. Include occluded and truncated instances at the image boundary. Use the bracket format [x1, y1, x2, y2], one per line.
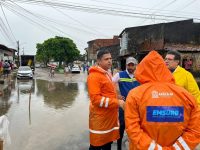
[112, 57, 140, 150]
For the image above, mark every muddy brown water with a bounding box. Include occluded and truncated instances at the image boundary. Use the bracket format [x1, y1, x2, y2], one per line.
[0, 79, 90, 150]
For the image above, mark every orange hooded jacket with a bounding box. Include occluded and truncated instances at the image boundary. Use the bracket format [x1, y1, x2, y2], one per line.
[125, 51, 200, 150]
[87, 66, 120, 146]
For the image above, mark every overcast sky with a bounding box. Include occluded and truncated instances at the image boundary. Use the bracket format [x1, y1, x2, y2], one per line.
[0, 0, 200, 55]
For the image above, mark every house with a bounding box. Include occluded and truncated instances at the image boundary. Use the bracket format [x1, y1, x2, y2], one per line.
[0, 44, 17, 61]
[86, 36, 120, 65]
[119, 19, 200, 72]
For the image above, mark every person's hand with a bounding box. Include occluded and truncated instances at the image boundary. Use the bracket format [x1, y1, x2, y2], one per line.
[118, 95, 125, 101]
[119, 100, 125, 110]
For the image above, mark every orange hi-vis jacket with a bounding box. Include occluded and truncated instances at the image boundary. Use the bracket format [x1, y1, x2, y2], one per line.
[125, 51, 200, 150]
[87, 66, 120, 146]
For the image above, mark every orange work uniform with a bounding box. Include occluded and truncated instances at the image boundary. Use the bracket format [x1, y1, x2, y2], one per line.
[125, 51, 200, 150]
[87, 66, 120, 146]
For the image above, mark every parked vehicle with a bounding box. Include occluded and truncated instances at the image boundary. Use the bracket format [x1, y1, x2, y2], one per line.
[40, 64, 45, 68]
[17, 66, 33, 79]
[20, 55, 35, 73]
[71, 65, 81, 73]
[35, 63, 40, 68]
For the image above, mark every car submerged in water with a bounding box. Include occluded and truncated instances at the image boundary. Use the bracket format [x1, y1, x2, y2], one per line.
[17, 66, 33, 79]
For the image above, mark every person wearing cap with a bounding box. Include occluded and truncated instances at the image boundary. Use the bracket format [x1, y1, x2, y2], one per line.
[112, 56, 140, 150]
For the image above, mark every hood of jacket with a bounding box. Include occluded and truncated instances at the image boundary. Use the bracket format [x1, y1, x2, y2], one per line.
[135, 50, 175, 84]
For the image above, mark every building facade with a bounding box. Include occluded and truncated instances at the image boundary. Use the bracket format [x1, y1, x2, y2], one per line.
[86, 36, 120, 66]
[119, 19, 200, 72]
[0, 44, 16, 61]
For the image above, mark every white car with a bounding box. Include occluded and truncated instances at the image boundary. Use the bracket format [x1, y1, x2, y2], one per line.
[17, 66, 33, 79]
[71, 65, 81, 73]
[35, 63, 40, 68]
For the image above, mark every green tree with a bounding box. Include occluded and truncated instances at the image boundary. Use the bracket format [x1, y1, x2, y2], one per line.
[36, 43, 51, 65]
[78, 53, 86, 61]
[36, 36, 80, 67]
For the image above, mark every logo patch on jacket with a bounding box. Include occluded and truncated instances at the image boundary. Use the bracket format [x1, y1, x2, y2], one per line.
[152, 90, 173, 98]
[147, 106, 184, 122]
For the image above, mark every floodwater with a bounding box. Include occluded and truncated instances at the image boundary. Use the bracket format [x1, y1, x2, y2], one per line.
[0, 78, 90, 150]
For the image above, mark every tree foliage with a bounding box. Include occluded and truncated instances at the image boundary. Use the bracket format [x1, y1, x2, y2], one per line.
[36, 36, 80, 66]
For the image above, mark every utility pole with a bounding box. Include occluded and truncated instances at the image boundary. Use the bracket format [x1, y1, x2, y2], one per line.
[17, 41, 20, 67]
[22, 47, 24, 55]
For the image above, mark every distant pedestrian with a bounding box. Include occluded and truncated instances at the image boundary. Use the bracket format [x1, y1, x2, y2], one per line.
[64, 66, 69, 74]
[184, 57, 192, 71]
[3, 60, 10, 78]
[83, 64, 86, 72]
[86, 65, 90, 75]
[49, 66, 55, 78]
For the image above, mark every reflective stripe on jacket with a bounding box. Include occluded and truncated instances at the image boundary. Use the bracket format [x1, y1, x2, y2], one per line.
[173, 65, 200, 106]
[119, 71, 140, 99]
[87, 66, 120, 146]
[125, 51, 200, 150]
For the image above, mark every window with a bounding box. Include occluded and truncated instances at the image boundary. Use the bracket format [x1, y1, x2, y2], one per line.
[120, 32, 128, 52]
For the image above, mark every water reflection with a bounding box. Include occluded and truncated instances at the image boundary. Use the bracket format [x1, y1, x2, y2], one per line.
[36, 79, 78, 109]
[17, 79, 35, 94]
[0, 78, 16, 116]
[0, 78, 90, 150]
[0, 100, 11, 116]
[16, 79, 35, 104]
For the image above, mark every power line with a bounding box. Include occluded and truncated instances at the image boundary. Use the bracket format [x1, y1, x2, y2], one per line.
[2, 0, 200, 52]
[0, 16, 14, 43]
[5, 0, 107, 38]
[8, 1, 100, 44]
[176, 0, 197, 11]
[3, 1, 90, 50]
[12, 0, 200, 21]
[10, 0, 200, 21]
[139, 0, 179, 25]
[41, 0, 109, 38]
[0, 4, 16, 41]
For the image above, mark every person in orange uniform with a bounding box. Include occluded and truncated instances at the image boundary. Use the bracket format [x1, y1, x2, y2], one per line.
[87, 49, 125, 150]
[125, 50, 200, 150]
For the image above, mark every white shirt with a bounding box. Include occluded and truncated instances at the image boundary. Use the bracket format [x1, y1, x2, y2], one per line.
[112, 70, 134, 83]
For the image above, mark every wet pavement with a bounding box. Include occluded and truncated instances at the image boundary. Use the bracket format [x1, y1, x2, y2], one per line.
[0, 68, 199, 150]
[5, 68, 200, 150]
[0, 69, 127, 150]
[3, 80, 89, 150]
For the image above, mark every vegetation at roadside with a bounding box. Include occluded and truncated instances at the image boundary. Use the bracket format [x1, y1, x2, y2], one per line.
[36, 36, 80, 67]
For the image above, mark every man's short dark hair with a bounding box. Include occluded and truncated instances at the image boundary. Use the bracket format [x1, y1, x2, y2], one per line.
[166, 50, 181, 62]
[97, 49, 110, 60]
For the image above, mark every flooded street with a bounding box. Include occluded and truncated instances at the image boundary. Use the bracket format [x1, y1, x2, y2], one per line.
[1, 69, 90, 150]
